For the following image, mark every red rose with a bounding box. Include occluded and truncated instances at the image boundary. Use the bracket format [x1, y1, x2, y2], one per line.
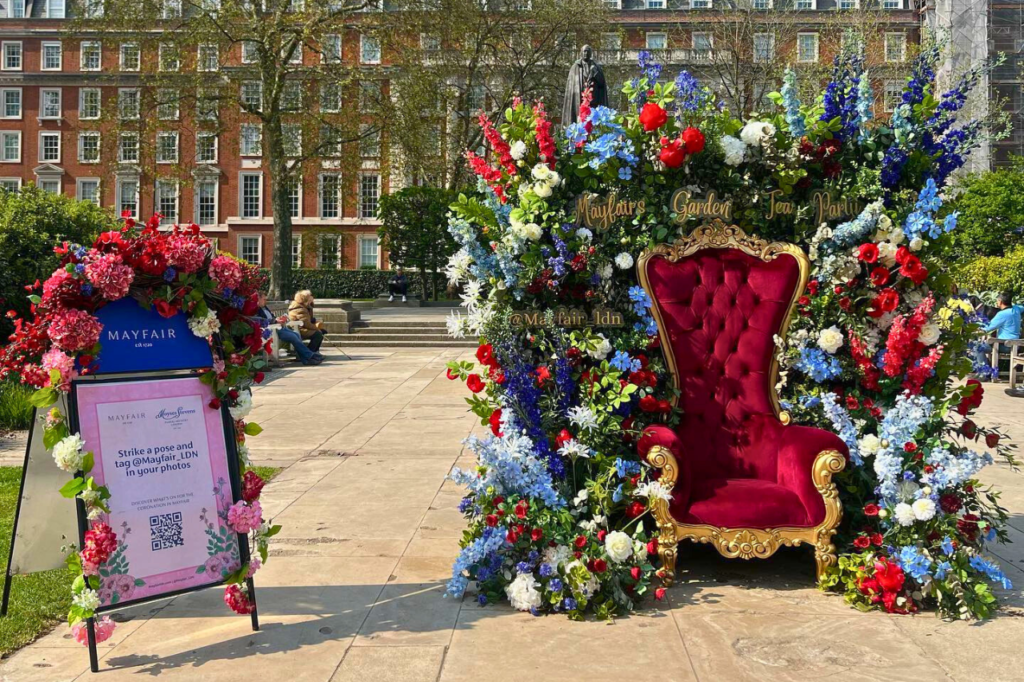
[555, 429, 574, 449]
[506, 530, 519, 543]
[485, 515, 498, 527]
[209, 397, 221, 409]
[630, 566, 642, 581]
[531, 528, 543, 542]
[466, 373, 486, 393]
[958, 514, 980, 542]
[956, 380, 984, 415]
[593, 558, 607, 573]
[869, 267, 890, 287]
[639, 395, 659, 412]
[863, 503, 880, 517]
[154, 299, 179, 318]
[939, 493, 962, 514]
[681, 126, 705, 154]
[853, 535, 871, 549]
[658, 136, 686, 168]
[489, 408, 503, 436]
[986, 433, 1000, 448]
[625, 501, 645, 518]
[646, 538, 658, 555]
[657, 399, 671, 413]
[574, 535, 587, 549]
[515, 501, 529, 518]
[807, 280, 819, 296]
[857, 243, 880, 263]
[871, 533, 884, 546]
[903, 442, 917, 453]
[961, 420, 977, 439]
[846, 396, 860, 410]
[254, 371, 265, 384]
[873, 557, 905, 594]
[798, 295, 811, 306]
[241, 470, 265, 503]
[638, 102, 668, 132]
[446, 368, 458, 380]
[597, 529, 607, 542]
[839, 297, 852, 311]
[655, 587, 666, 601]
[493, 495, 504, 505]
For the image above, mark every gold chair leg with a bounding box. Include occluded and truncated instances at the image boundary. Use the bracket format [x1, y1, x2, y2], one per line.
[814, 538, 837, 584]
[657, 535, 678, 587]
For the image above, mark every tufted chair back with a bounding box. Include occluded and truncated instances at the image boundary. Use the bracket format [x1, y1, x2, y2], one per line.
[639, 223, 805, 484]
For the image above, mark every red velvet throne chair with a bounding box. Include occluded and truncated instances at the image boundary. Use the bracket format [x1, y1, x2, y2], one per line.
[636, 221, 848, 584]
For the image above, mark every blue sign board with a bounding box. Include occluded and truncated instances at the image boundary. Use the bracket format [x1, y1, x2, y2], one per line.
[91, 299, 214, 374]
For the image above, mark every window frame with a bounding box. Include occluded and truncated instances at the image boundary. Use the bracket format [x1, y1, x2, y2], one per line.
[2, 42, 23, 72]
[76, 177, 101, 205]
[359, 172, 380, 219]
[797, 32, 819, 63]
[238, 234, 262, 266]
[196, 132, 218, 163]
[357, 235, 379, 269]
[155, 179, 179, 224]
[291, 233, 303, 267]
[240, 123, 263, 157]
[79, 41, 101, 72]
[318, 172, 342, 219]
[885, 32, 907, 63]
[645, 32, 668, 51]
[1, 88, 21, 119]
[78, 131, 100, 164]
[156, 131, 179, 164]
[239, 171, 263, 219]
[117, 87, 140, 121]
[39, 131, 61, 163]
[198, 43, 219, 72]
[78, 88, 101, 120]
[753, 32, 775, 63]
[41, 41, 62, 71]
[118, 132, 139, 163]
[119, 42, 140, 71]
[194, 178, 219, 226]
[360, 35, 381, 65]
[318, 234, 340, 269]
[0, 131, 21, 163]
[322, 34, 342, 63]
[39, 88, 62, 120]
[117, 177, 139, 219]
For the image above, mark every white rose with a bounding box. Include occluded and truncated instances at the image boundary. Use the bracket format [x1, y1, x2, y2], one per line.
[504, 573, 543, 612]
[546, 170, 561, 187]
[912, 498, 936, 522]
[229, 390, 253, 421]
[533, 182, 552, 198]
[598, 263, 614, 280]
[531, 163, 551, 181]
[888, 226, 904, 245]
[587, 334, 612, 360]
[858, 434, 881, 457]
[614, 252, 634, 270]
[817, 326, 844, 355]
[523, 223, 542, 241]
[634, 540, 648, 563]
[894, 502, 916, 527]
[740, 121, 775, 147]
[878, 214, 893, 232]
[877, 242, 898, 268]
[909, 237, 924, 251]
[604, 530, 634, 564]
[919, 322, 941, 346]
[510, 140, 527, 161]
[52, 434, 85, 473]
[720, 135, 746, 166]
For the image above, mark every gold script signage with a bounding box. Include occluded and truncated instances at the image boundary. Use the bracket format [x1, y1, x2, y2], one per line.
[767, 190, 864, 225]
[670, 190, 733, 223]
[575, 193, 646, 230]
[510, 307, 624, 329]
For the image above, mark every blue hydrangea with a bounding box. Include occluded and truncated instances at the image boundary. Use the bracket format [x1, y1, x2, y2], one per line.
[794, 346, 843, 383]
[447, 526, 507, 598]
[896, 546, 932, 583]
[549, 578, 563, 592]
[819, 393, 863, 466]
[873, 394, 933, 506]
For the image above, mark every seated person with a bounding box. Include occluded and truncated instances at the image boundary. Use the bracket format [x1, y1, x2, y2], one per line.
[255, 292, 322, 366]
[973, 291, 1023, 371]
[388, 268, 408, 302]
[287, 290, 326, 365]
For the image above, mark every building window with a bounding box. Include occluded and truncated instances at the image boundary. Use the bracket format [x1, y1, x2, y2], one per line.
[38, 178, 60, 195]
[81, 0, 103, 17]
[285, 44, 302, 64]
[646, 0, 665, 8]
[239, 235, 261, 266]
[77, 178, 100, 205]
[690, 0, 710, 7]
[80, 41, 101, 71]
[420, 34, 440, 52]
[1, 132, 20, 162]
[291, 234, 302, 267]
[161, 0, 182, 18]
[3, 42, 22, 71]
[196, 179, 217, 226]
[197, 92, 218, 121]
[197, 132, 217, 163]
[120, 43, 140, 71]
[283, 124, 302, 157]
[882, 0, 901, 7]
[319, 173, 341, 218]
[752, 33, 775, 63]
[794, 0, 814, 8]
[287, 179, 301, 218]
[42, 42, 62, 71]
[692, 32, 713, 51]
[1, 89, 20, 119]
[241, 124, 262, 156]
[318, 235, 339, 269]
[156, 132, 178, 163]
[240, 172, 262, 218]
[320, 82, 341, 112]
[281, 81, 303, 111]
[242, 41, 258, 64]
[43, 0, 66, 18]
[601, 33, 622, 52]
[79, 88, 101, 119]
[360, 126, 381, 158]
[155, 180, 178, 224]
[157, 89, 180, 120]
[603, 0, 621, 8]
[646, 33, 667, 51]
[78, 132, 99, 163]
[885, 33, 906, 63]
[241, 81, 263, 112]
[883, 80, 902, 113]
[7, 0, 24, 17]
[0, 178, 20, 191]
[320, 124, 342, 157]
[323, 34, 342, 63]
[752, 0, 770, 8]
[159, 43, 180, 71]
[117, 178, 138, 218]
[198, 44, 219, 71]
[118, 88, 139, 120]
[360, 35, 381, 64]
[464, 84, 485, 113]
[360, 173, 380, 219]
[797, 33, 819, 63]
[40, 132, 60, 162]
[837, 0, 857, 8]
[38, 89, 61, 120]
[358, 237, 378, 269]
[119, 132, 139, 163]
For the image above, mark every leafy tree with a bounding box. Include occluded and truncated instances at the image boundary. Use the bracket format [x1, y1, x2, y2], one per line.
[377, 186, 459, 299]
[944, 157, 1024, 260]
[0, 186, 109, 337]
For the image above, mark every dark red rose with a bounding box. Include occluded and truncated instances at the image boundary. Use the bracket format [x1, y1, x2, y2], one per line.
[638, 102, 668, 132]
[485, 515, 498, 527]
[956, 380, 984, 416]
[871, 533, 884, 547]
[986, 433, 1000, 448]
[639, 395, 659, 412]
[854, 535, 871, 549]
[857, 243, 879, 263]
[493, 495, 504, 506]
[961, 419, 977, 439]
[958, 514, 980, 542]
[506, 530, 519, 543]
[574, 535, 587, 549]
[515, 501, 529, 519]
[863, 503, 880, 517]
[657, 399, 671, 413]
[593, 558, 607, 573]
[939, 493, 962, 514]
[839, 297, 852, 311]
[531, 528, 543, 542]
[241, 470, 265, 503]
[807, 280, 819, 296]
[846, 396, 860, 410]
[466, 373, 486, 393]
[209, 397, 221, 409]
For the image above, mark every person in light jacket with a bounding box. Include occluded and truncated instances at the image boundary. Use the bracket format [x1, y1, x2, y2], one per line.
[287, 290, 325, 364]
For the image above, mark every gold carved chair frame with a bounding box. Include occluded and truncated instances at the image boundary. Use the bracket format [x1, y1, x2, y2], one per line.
[636, 220, 845, 585]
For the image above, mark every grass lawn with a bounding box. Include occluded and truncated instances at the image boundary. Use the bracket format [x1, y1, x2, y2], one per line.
[0, 464, 281, 658]
[0, 380, 33, 432]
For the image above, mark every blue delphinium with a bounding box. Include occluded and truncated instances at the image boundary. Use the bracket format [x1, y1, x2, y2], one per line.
[873, 394, 933, 506]
[495, 348, 563, 477]
[856, 73, 873, 141]
[780, 68, 805, 137]
[447, 525, 507, 598]
[638, 50, 662, 86]
[794, 345, 842, 383]
[819, 393, 863, 465]
[674, 70, 711, 115]
[969, 555, 1013, 590]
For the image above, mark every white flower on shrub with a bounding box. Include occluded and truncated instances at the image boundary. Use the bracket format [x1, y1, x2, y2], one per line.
[858, 434, 881, 457]
[893, 502, 916, 527]
[720, 135, 746, 166]
[817, 326, 844, 355]
[739, 121, 776, 147]
[614, 252, 634, 270]
[909, 237, 924, 251]
[919, 322, 941, 346]
[543, 544, 572, 569]
[510, 140, 527, 161]
[912, 498, 936, 522]
[533, 182, 553, 199]
[72, 588, 101, 612]
[229, 390, 253, 421]
[604, 531, 634, 564]
[504, 573, 543, 612]
[568, 406, 598, 432]
[587, 334, 612, 360]
[188, 309, 221, 339]
[52, 434, 85, 472]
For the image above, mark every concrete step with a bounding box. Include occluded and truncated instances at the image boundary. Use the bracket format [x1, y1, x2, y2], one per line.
[343, 333, 456, 343]
[350, 325, 449, 335]
[353, 320, 448, 329]
[324, 338, 476, 348]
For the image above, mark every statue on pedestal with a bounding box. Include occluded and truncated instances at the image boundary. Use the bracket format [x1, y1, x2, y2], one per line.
[562, 45, 608, 124]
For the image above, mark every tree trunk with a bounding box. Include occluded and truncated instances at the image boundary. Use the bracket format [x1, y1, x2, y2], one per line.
[265, 118, 293, 301]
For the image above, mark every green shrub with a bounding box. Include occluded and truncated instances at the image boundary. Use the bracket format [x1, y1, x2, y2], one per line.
[954, 246, 1024, 299]
[0, 379, 33, 431]
[943, 157, 1024, 261]
[259, 268, 427, 299]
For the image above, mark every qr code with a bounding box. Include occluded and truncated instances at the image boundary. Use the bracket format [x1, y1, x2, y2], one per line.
[149, 512, 184, 551]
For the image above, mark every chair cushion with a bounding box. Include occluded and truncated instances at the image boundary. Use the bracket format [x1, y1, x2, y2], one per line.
[673, 478, 811, 529]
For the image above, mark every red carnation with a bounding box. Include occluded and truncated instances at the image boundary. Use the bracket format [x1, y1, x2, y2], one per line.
[681, 126, 705, 154]
[638, 102, 668, 132]
[857, 243, 880, 263]
[466, 373, 486, 393]
[241, 470, 265, 503]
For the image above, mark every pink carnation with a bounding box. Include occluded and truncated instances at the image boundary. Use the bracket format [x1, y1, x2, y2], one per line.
[226, 500, 263, 534]
[84, 252, 134, 301]
[71, 616, 116, 646]
[48, 308, 103, 353]
[41, 348, 78, 391]
[208, 255, 243, 291]
[168, 235, 208, 274]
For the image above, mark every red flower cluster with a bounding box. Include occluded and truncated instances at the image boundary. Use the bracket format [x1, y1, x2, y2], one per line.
[478, 112, 517, 177]
[658, 128, 704, 169]
[223, 584, 255, 614]
[956, 379, 984, 415]
[881, 294, 935, 378]
[896, 247, 928, 285]
[533, 101, 557, 167]
[80, 522, 118, 576]
[638, 102, 668, 132]
[241, 470, 265, 504]
[857, 557, 914, 613]
[466, 150, 507, 203]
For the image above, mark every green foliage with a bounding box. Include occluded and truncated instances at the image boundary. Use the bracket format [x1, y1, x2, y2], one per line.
[944, 158, 1024, 260]
[0, 379, 33, 431]
[0, 186, 109, 337]
[954, 246, 1024, 299]
[261, 268, 430, 300]
[377, 187, 460, 300]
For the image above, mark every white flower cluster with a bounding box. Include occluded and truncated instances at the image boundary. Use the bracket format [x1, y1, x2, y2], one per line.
[720, 135, 746, 166]
[634, 480, 673, 502]
[510, 216, 543, 242]
[893, 498, 936, 526]
[505, 572, 543, 611]
[614, 252, 634, 270]
[528, 163, 561, 199]
[587, 334, 612, 360]
[557, 438, 591, 460]
[445, 248, 474, 286]
[739, 121, 776, 147]
[229, 390, 253, 421]
[188, 309, 221, 339]
[52, 434, 85, 472]
[72, 588, 101, 612]
[567, 405, 598, 432]
[509, 140, 527, 161]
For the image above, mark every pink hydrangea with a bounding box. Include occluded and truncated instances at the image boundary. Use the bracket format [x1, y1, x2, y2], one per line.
[71, 616, 116, 646]
[80, 522, 118, 576]
[226, 500, 263, 534]
[84, 252, 134, 301]
[41, 348, 78, 391]
[208, 255, 243, 291]
[41, 267, 79, 305]
[246, 555, 262, 578]
[48, 308, 103, 353]
[168, 235, 209, 274]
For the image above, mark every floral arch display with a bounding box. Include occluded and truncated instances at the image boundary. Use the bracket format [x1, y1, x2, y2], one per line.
[444, 44, 1016, 620]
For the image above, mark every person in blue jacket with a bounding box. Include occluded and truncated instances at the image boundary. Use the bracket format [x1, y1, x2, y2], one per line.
[974, 291, 1023, 370]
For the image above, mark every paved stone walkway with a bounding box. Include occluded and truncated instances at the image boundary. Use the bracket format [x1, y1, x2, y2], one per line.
[2, 348, 1024, 681]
